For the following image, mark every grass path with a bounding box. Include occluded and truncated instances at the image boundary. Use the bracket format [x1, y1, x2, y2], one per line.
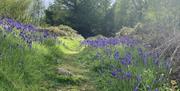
[56, 54, 96, 91]
[55, 37, 96, 91]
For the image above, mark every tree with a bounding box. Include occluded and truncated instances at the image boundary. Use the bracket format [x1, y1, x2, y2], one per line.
[30, 0, 45, 25]
[0, 0, 32, 22]
[112, 0, 148, 29]
[45, 0, 111, 37]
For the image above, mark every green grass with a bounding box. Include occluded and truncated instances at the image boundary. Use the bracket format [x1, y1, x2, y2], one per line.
[0, 33, 47, 91]
[57, 36, 84, 54]
[0, 30, 69, 91]
[0, 27, 176, 91]
[76, 45, 173, 91]
[0, 28, 90, 91]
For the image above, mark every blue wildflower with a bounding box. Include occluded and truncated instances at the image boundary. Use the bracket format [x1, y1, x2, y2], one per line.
[154, 88, 158, 91]
[0, 20, 3, 25]
[81, 36, 138, 47]
[143, 53, 148, 65]
[114, 50, 120, 60]
[121, 58, 127, 65]
[136, 75, 142, 82]
[43, 30, 49, 38]
[14, 22, 22, 29]
[4, 25, 12, 32]
[152, 52, 160, 65]
[138, 48, 143, 57]
[124, 72, 132, 79]
[134, 86, 139, 91]
[5, 18, 14, 25]
[111, 69, 122, 77]
[121, 52, 132, 65]
[111, 71, 117, 77]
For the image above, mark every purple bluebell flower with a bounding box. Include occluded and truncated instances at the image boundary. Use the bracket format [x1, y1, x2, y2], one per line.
[138, 48, 143, 57]
[152, 79, 158, 84]
[154, 51, 160, 58]
[5, 18, 14, 25]
[111, 69, 122, 77]
[3, 25, 12, 32]
[134, 86, 139, 91]
[0, 20, 3, 25]
[0, 18, 57, 48]
[136, 75, 142, 82]
[121, 58, 127, 65]
[143, 53, 148, 65]
[111, 71, 117, 77]
[154, 88, 158, 91]
[114, 50, 120, 60]
[124, 72, 132, 79]
[121, 52, 132, 65]
[152, 51, 160, 65]
[14, 22, 22, 29]
[43, 30, 49, 38]
[81, 36, 138, 47]
[153, 59, 159, 66]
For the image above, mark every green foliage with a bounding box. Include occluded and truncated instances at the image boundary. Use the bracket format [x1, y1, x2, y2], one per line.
[44, 25, 83, 38]
[29, 0, 45, 25]
[0, 28, 64, 90]
[45, 0, 111, 37]
[0, 32, 45, 90]
[44, 0, 151, 36]
[1, 0, 180, 90]
[0, 24, 87, 90]
[58, 25, 77, 34]
[0, 0, 32, 22]
[57, 36, 84, 54]
[0, 0, 45, 25]
[44, 0, 180, 37]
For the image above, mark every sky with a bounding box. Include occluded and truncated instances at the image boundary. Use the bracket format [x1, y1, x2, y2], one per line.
[44, 0, 54, 8]
[112, 0, 116, 4]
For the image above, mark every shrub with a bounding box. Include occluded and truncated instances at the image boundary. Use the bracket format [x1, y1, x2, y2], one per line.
[42, 25, 83, 38]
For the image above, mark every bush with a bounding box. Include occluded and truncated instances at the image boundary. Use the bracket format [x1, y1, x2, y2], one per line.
[0, 0, 32, 22]
[119, 21, 180, 84]
[42, 25, 83, 38]
[116, 23, 143, 37]
[58, 25, 77, 34]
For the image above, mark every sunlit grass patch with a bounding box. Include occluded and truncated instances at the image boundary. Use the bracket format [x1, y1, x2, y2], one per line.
[32, 42, 50, 56]
[57, 37, 84, 54]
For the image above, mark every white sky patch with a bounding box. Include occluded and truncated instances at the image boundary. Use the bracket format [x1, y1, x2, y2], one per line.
[44, 0, 54, 8]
